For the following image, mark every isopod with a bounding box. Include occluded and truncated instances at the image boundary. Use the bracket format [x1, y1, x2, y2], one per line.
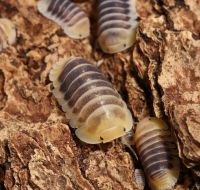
[133, 117, 180, 190]
[135, 168, 145, 190]
[97, 0, 138, 54]
[0, 18, 16, 51]
[37, 0, 90, 39]
[49, 57, 133, 144]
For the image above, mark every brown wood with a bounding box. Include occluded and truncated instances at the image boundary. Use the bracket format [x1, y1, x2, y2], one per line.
[0, 0, 199, 189]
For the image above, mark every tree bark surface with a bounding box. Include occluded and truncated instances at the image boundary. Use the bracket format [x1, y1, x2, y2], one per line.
[0, 0, 199, 190]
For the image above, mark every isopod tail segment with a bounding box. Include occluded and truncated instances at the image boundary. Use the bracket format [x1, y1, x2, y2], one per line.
[0, 18, 16, 51]
[37, 0, 90, 39]
[97, 0, 138, 54]
[49, 57, 134, 144]
[132, 117, 180, 190]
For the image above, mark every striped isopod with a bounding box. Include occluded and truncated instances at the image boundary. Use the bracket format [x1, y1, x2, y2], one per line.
[134, 169, 145, 190]
[97, 0, 138, 54]
[133, 117, 180, 190]
[0, 18, 16, 51]
[49, 57, 133, 144]
[37, 0, 90, 39]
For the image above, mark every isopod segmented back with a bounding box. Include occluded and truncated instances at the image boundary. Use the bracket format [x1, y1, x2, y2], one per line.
[37, 0, 90, 39]
[97, 0, 138, 54]
[133, 117, 180, 190]
[49, 57, 133, 144]
[135, 169, 145, 190]
[0, 18, 16, 51]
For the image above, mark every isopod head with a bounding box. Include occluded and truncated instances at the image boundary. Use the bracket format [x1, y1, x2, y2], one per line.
[133, 117, 180, 190]
[98, 27, 137, 54]
[75, 104, 133, 144]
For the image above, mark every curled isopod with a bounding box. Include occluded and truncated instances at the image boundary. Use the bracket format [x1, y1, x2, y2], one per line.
[49, 57, 133, 144]
[133, 117, 180, 190]
[37, 0, 90, 39]
[97, 0, 138, 54]
[0, 18, 16, 51]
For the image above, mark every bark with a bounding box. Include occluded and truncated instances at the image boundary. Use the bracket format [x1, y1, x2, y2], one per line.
[0, 0, 199, 190]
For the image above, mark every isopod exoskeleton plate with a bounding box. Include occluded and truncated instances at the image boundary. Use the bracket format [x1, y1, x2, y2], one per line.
[49, 57, 133, 144]
[134, 117, 180, 190]
[97, 0, 138, 53]
[37, 0, 90, 39]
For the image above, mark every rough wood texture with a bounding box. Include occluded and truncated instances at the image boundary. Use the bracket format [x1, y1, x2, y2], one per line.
[133, 0, 200, 177]
[0, 0, 199, 189]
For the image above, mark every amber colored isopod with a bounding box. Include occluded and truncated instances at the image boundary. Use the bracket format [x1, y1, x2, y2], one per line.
[49, 57, 133, 144]
[133, 117, 180, 190]
[0, 18, 16, 51]
[97, 0, 138, 54]
[37, 0, 90, 39]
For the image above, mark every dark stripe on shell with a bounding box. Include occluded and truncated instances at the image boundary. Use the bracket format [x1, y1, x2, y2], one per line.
[78, 97, 124, 123]
[71, 88, 120, 113]
[140, 146, 177, 161]
[64, 80, 113, 101]
[99, 8, 129, 18]
[63, 72, 106, 96]
[98, 2, 129, 11]
[139, 141, 176, 158]
[98, 14, 130, 26]
[52, 0, 64, 15]
[136, 134, 172, 152]
[60, 4, 77, 20]
[58, 58, 89, 82]
[98, 22, 131, 35]
[145, 160, 173, 178]
[47, 0, 57, 12]
[60, 65, 99, 92]
[65, 10, 85, 26]
[56, 1, 71, 18]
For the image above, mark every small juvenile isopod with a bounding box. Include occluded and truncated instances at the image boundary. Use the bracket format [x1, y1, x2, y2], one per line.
[134, 168, 145, 190]
[0, 18, 16, 51]
[37, 0, 90, 39]
[133, 117, 180, 190]
[49, 57, 133, 144]
[97, 0, 138, 54]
